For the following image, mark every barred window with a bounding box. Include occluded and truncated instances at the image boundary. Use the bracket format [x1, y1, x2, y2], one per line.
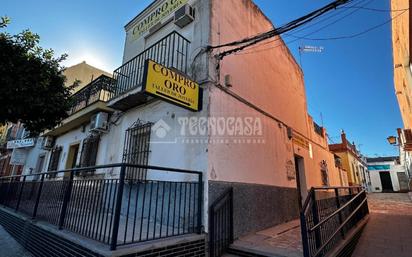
[123, 122, 152, 181]
[48, 146, 62, 178]
[80, 135, 100, 168]
[320, 160, 329, 186]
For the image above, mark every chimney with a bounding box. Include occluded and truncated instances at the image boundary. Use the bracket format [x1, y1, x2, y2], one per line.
[341, 130, 347, 144]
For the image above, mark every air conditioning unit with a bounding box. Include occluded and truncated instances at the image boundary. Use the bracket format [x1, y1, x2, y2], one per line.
[42, 136, 55, 149]
[174, 4, 195, 28]
[90, 112, 109, 132]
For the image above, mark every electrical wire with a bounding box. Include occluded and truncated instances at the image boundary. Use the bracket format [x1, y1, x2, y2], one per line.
[286, 9, 407, 41]
[234, 0, 371, 54]
[236, 0, 375, 55]
[206, 0, 354, 59]
[236, 4, 407, 55]
[340, 6, 409, 12]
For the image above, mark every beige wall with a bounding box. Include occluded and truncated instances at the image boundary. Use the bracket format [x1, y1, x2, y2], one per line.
[207, 0, 342, 189]
[63, 61, 112, 93]
[392, 0, 412, 128]
[334, 151, 364, 186]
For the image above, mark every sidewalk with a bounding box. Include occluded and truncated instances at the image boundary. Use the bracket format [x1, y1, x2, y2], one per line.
[0, 225, 32, 257]
[228, 220, 303, 257]
[352, 193, 412, 257]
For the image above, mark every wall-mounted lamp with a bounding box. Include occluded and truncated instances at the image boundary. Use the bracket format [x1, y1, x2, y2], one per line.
[387, 136, 397, 145]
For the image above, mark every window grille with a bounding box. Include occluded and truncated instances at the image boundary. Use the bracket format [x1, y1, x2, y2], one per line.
[122, 122, 152, 181]
[320, 160, 329, 186]
[80, 135, 100, 168]
[48, 146, 62, 178]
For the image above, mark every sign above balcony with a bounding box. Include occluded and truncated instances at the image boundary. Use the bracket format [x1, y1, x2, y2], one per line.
[131, 0, 188, 40]
[7, 138, 35, 149]
[143, 59, 202, 112]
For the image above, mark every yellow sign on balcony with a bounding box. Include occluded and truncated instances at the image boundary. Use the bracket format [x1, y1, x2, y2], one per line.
[143, 60, 202, 112]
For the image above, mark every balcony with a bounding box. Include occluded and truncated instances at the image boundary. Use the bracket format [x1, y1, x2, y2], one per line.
[401, 129, 412, 151]
[45, 75, 115, 136]
[108, 31, 191, 111]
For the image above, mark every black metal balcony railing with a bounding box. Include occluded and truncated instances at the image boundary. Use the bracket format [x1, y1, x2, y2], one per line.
[0, 163, 203, 250]
[300, 187, 369, 257]
[110, 31, 190, 100]
[68, 75, 115, 115]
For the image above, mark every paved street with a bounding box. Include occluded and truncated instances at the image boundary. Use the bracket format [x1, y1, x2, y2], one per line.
[0, 225, 32, 257]
[352, 193, 412, 257]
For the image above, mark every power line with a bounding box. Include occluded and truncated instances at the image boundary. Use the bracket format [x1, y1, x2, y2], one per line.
[340, 6, 409, 12]
[236, 5, 407, 55]
[235, 0, 374, 55]
[287, 9, 407, 41]
[206, 0, 354, 59]
[235, 0, 371, 54]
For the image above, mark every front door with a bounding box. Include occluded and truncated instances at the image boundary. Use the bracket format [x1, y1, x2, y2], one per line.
[294, 155, 307, 210]
[66, 144, 79, 169]
[65, 144, 79, 178]
[379, 172, 393, 192]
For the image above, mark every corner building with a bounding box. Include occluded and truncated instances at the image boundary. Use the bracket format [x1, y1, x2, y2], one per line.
[10, 0, 344, 255]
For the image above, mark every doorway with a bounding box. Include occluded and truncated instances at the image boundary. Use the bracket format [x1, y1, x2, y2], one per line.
[34, 155, 45, 180]
[66, 144, 80, 178]
[294, 155, 307, 210]
[379, 172, 393, 192]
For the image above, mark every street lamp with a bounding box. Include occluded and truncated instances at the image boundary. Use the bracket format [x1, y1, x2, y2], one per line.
[387, 136, 397, 145]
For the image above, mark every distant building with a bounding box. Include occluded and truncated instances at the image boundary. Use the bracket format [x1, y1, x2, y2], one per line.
[0, 62, 110, 178]
[329, 131, 368, 187]
[366, 156, 409, 192]
[63, 61, 112, 93]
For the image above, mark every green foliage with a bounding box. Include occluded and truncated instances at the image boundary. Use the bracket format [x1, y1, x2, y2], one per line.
[0, 17, 72, 135]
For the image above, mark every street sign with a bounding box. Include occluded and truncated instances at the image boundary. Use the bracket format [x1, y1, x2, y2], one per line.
[7, 138, 35, 149]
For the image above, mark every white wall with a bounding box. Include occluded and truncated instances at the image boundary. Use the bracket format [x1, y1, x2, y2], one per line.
[367, 160, 406, 192]
[22, 138, 50, 180]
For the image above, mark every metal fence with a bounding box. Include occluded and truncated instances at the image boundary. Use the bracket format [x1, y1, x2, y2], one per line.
[300, 187, 369, 257]
[209, 188, 233, 257]
[110, 31, 190, 100]
[0, 163, 203, 250]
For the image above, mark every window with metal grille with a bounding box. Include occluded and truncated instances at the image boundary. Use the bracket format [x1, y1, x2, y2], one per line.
[320, 160, 329, 186]
[48, 146, 62, 178]
[79, 135, 100, 168]
[123, 122, 152, 181]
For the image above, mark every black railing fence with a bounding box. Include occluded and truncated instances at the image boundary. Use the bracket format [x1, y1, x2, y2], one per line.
[69, 75, 115, 115]
[209, 188, 233, 257]
[110, 31, 190, 100]
[0, 163, 203, 250]
[300, 187, 369, 257]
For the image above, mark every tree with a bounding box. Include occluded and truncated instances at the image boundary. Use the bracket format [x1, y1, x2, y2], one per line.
[0, 16, 72, 135]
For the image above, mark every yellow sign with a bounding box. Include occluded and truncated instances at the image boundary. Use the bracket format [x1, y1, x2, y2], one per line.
[143, 59, 202, 111]
[131, 0, 189, 40]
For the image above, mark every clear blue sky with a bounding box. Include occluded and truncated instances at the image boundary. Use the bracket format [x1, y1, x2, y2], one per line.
[2, 0, 403, 157]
